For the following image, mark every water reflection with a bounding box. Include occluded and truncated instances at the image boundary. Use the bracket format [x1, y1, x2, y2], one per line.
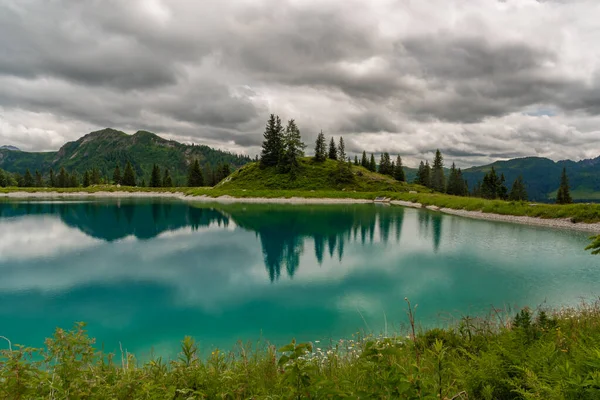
[0, 199, 597, 357]
[0, 200, 415, 281]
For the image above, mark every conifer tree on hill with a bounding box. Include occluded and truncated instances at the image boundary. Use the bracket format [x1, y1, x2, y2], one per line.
[83, 170, 91, 187]
[338, 137, 347, 162]
[328, 137, 338, 160]
[361, 151, 368, 168]
[368, 154, 376, 172]
[431, 149, 445, 192]
[282, 119, 306, 174]
[394, 155, 405, 182]
[314, 130, 327, 162]
[260, 114, 284, 168]
[354, 155, 359, 166]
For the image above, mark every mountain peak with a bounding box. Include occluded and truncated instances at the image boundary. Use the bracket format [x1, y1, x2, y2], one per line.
[0, 145, 20, 151]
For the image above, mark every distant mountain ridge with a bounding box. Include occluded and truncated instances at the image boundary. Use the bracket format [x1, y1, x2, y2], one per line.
[461, 156, 600, 202]
[0, 145, 20, 151]
[0, 128, 251, 185]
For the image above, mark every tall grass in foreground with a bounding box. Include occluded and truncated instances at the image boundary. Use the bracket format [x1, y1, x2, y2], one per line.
[3, 300, 600, 399]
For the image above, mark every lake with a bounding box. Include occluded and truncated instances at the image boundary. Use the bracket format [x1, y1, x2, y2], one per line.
[0, 199, 597, 359]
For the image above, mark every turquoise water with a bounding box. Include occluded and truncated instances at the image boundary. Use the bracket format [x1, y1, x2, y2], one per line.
[0, 199, 598, 358]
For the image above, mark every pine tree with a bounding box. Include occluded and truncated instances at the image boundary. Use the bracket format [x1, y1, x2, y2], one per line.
[368, 154, 377, 172]
[122, 161, 136, 186]
[379, 153, 393, 175]
[150, 164, 162, 187]
[83, 170, 91, 187]
[446, 163, 459, 195]
[416, 161, 432, 188]
[282, 119, 306, 173]
[49, 168, 56, 187]
[338, 137, 347, 162]
[394, 155, 405, 182]
[314, 130, 327, 162]
[260, 114, 284, 168]
[163, 169, 173, 187]
[509, 175, 528, 201]
[141, 178, 146, 187]
[431, 149, 445, 192]
[328, 137, 338, 160]
[556, 167, 572, 204]
[187, 159, 204, 187]
[354, 155, 359, 165]
[69, 173, 79, 188]
[361, 151, 368, 168]
[113, 164, 122, 185]
[34, 170, 42, 187]
[0, 169, 5, 188]
[23, 169, 34, 187]
[57, 167, 68, 188]
[498, 173, 508, 200]
[91, 168, 101, 185]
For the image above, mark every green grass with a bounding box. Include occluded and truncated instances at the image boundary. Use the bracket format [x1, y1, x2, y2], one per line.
[3, 302, 600, 399]
[4, 179, 600, 224]
[217, 158, 427, 192]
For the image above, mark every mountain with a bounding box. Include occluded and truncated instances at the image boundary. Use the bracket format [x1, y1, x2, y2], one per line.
[0, 145, 20, 151]
[0, 128, 251, 185]
[461, 156, 600, 202]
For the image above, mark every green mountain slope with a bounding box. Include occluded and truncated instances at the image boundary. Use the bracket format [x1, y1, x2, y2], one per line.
[0, 128, 251, 185]
[462, 156, 600, 202]
[217, 158, 426, 192]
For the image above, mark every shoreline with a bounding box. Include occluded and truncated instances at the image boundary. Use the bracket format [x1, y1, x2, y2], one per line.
[3, 190, 600, 233]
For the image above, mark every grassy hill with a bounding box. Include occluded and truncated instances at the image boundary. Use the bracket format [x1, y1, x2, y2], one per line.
[461, 156, 600, 202]
[217, 158, 426, 192]
[0, 128, 251, 185]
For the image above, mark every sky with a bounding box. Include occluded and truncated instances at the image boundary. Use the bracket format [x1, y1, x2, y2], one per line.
[1, 0, 600, 167]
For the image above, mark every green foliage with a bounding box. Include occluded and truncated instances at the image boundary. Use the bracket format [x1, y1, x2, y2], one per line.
[394, 155, 406, 182]
[282, 119, 306, 175]
[187, 159, 204, 187]
[4, 304, 600, 399]
[446, 163, 468, 196]
[338, 136, 346, 162]
[557, 167, 573, 204]
[163, 168, 173, 187]
[0, 128, 250, 186]
[113, 164, 122, 185]
[260, 114, 284, 168]
[361, 151, 368, 168]
[150, 164, 162, 187]
[328, 137, 338, 160]
[378, 152, 393, 176]
[368, 153, 377, 172]
[509, 175, 528, 201]
[122, 161, 136, 186]
[217, 158, 421, 192]
[431, 149, 446, 192]
[415, 160, 432, 188]
[22, 169, 34, 187]
[82, 170, 91, 187]
[314, 130, 327, 162]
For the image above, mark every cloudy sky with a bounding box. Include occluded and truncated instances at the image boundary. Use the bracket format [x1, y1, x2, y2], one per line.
[1, 0, 600, 167]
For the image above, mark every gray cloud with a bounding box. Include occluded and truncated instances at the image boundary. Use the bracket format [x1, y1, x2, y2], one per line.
[1, 0, 600, 166]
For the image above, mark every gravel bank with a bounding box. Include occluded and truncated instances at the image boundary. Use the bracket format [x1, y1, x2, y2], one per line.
[3, 191, 600, 233]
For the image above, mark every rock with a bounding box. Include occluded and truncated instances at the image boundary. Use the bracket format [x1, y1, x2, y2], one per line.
[409, 191, 417, 194]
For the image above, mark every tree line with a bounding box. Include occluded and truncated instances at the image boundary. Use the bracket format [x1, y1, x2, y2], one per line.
[260, 114, 407, 183]
[0, 159, 232, 188]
